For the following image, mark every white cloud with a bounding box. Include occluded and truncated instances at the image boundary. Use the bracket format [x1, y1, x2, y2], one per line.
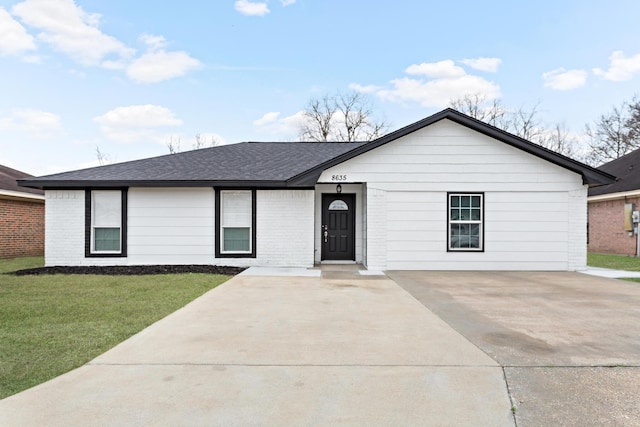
[0, 7, 36, 56]
[406, 60, 466, 78]
[9, 2, 201, 83]
[139, 33, 167, 51]
[125, 34, 201, 83]
[542, 68, 587, 90]
[127, 50, 202, 83]
[460, 57, 501, 73]
[281, 0, 297, 5]
[12, 0, 134, 66]
[348, 83, 383, 94]
[0, 108, 62, 137]
[253, 111, 281, 126]
[593, 50, 640, 82]
[93, 105, 183, 143]
[253, 111, 305, 137]
[235, 0, 270, 16]
[353, 60, 501, 108]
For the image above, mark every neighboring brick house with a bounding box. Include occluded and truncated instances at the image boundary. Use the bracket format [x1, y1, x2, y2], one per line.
[0, 164, 45, 259]
[588, 149, 640, 256]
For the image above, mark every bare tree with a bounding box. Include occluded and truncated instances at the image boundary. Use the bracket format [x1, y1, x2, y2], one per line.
[510, 102, 544, 142]
[299, 91, 388, 142]
[449, 93, 581, 158]
[586, 98, 640, 165]
[537, 122, 579, 158]
[193, 133, 222, 150]
[95, 146, 112, 166]
[300, 94, 336, 142]
[166, 136, 181, 154]
[449, 93, 509, 128]
[627, 98, 640, 142]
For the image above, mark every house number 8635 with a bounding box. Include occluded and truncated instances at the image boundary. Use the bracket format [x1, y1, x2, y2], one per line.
[331, 174, 347, 181]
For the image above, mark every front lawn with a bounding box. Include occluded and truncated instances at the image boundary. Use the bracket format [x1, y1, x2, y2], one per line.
[587, 253, 640, 271]
[0, 258, 230, 399]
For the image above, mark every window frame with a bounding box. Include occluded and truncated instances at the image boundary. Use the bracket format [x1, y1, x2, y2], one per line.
[447, 192, 484, 252]
[85, 188, 128, 258]
[215, 188, 257, 258]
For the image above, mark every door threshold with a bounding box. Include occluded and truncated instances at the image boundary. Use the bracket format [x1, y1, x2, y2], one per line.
[320, 261, 357, 265]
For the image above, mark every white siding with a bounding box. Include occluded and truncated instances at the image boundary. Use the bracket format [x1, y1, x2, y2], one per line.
[318, 119, 587, 271]
[127, 188, 214, 265]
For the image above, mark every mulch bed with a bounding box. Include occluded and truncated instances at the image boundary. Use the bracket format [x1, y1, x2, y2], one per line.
[11, 265, 246, 276]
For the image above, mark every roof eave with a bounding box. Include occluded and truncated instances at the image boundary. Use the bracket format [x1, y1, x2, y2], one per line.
[17, 178, 316, 189]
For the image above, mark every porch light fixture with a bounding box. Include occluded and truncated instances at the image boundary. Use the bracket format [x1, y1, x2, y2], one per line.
[336, 184, 342, 193]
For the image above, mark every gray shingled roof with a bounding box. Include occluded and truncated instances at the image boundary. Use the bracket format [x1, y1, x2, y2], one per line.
[18, 141, 365, 189]
[589, 148, 640, 196]
[0, 164, 43, 195]
[19, 109, 616, 190]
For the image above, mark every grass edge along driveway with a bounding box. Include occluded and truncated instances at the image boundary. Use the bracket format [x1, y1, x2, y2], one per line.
[0, 257, 231, 399]
[587, 252, 640, 282]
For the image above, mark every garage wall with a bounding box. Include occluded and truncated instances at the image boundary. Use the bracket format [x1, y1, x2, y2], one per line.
[318, 119, 587, 271]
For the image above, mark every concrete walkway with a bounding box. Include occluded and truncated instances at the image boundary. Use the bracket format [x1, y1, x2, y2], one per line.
[0, 268, 514, 426]
[579, 266, 640, 278]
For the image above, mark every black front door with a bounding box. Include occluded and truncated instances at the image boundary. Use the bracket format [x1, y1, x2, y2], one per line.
[321, 194, 355, 261]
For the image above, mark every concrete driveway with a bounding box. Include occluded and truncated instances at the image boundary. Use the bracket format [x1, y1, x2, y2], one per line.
[0, 268, 514, 426]
[389, 271, 640, 426]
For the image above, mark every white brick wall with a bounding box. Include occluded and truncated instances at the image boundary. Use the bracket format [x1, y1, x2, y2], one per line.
[365, 187, 387, 270]
[44, 190, 85, 266]
[568, 187, 588, 270]
[255, 189, 314, 267]
[45, 188, 315, 267]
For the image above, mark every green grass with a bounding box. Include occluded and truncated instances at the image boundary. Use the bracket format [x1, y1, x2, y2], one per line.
[587, 253, 640, 271]
[0, 256, 44, 273]
[0, 259, 230, 399]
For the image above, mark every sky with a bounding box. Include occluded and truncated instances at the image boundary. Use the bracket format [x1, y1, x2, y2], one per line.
[1, 0, 640, 176]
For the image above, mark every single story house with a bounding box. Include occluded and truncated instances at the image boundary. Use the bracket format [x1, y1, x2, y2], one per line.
[19, 109, 615, 271]
[1, 164, 45, 259]
[588, 148, 640, 256]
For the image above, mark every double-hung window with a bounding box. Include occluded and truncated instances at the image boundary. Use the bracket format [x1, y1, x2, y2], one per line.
[86, 189, 127, 257]
[448, 193, 483, 251]
[216, 189, 256, 257]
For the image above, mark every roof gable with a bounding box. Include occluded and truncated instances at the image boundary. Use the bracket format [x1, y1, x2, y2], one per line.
[292, 108, 615, 187]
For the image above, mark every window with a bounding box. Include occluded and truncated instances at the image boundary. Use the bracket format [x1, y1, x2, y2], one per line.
[328, 200, 348, 211]
[448, 193, 483, 251]
[215, 189, 256, 258]
[86, 189, 127, 257]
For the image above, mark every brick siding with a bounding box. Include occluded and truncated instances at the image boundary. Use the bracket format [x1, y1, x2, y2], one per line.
[588, 197, 640, 256]
[0, 198, 44, 258]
